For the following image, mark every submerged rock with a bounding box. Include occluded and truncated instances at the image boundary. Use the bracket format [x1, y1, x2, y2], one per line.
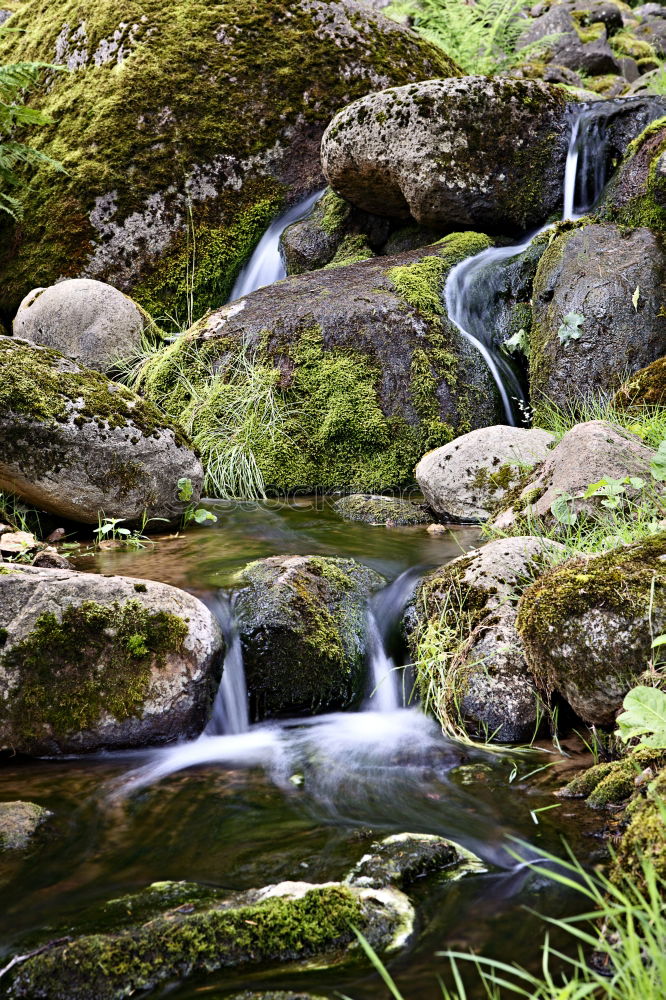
[415, 426, 555, 522]
[0, 800, 51, 849]
[333, 494, 430, 526]
[12, 279, 152, 372]
[137, 236, 502, 493]
[9, 880, 413, 1000]
[235, 555, 385, 719]
[0, 565, 224, 754]
[321, 77, 570, 232]
[517, 535, 666, 725]
[344, 832, 484, 888]
[0, 337, 202, 524]
[0, 0, 457, 320]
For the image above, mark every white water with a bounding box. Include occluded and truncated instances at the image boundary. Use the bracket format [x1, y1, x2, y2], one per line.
[228, 189, 325, 301]
[204, 595, 249, 736]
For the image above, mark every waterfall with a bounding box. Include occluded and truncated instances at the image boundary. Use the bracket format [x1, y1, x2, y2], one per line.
[204, 595, 249, 736]
[366, 568, 421, 712]
[227, 189, 325, 302]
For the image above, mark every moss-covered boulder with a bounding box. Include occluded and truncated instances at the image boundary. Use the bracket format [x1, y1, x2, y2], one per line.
[321, 77, 571, 233]
[8, 880, 413, 1000]
[137, 235, 501, 493]
[333, 494, 430, 525]
[611, 765, 666, 891]
[0, 800, 51, 849]
[529, 223, 666, 414]
[0, 0, 458, 322]
[235, 555, 385, 719]
[0, 336, 202, 524]
[613, 355, 666, 408]
[516, 535, 666, 725]
[599, 116, 666, 230]
[407, 536, 562, 742]
[558, 747, 665, 809]
[0, 565, 224, 754]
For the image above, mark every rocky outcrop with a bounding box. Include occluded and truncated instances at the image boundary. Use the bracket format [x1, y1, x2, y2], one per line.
[321, 77, 570, 233]
[12, 279, 152, 372]
[137, 236, 502, 493]
[0, 337, 202, 524]
[529, 223, 666, 415]
[517, 535, 666, 725]
[0, 565, 224, 754]
[235, 555, 385, 719]
[0, 0, 458, 321]
[333, 494, 430, 525]
[0, 801, 51, 849]
[415, 426, 555, 522]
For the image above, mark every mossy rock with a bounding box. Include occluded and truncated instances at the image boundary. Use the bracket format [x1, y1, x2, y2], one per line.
[0, 0, 457, 324]
[599, 116, 666, 231]
[611, 765, 666, 893]
[136, 235, 501, 494]
[0, 800, 51, 849]
[517, 534, 666, 726]
[344, 832, 484, 889]
[0, 565, 224, 754]
[558, 747, 665, 808]
[333, 494, 430, 526]
[0, 336, 202, 524]
[613, 355, 666, 408]
[235, 555, 385, 719]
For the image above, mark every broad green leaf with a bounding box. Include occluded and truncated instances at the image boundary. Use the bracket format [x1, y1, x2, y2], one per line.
[637, 731, 666, 749]
[653, 635, 666, 648]
[550, 492, 577, 525]
[502, 328, 529, 357]
[628, 477, 646, 490]
[193, 508, 217, 524]
[632, 285, 640, 312]
[557, 312, 584, 345]
[650, 440, 666, 482]
[582, 478, 608, 499]
[177, 477, 194, 502]
[616, 685, 666, 744]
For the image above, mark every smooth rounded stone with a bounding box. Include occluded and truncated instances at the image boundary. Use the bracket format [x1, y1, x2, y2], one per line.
[529, 223, 666, 416]
[235, 555, 385, 719]
[614, 356, 666, 408]
[0, 801, 51, 849]
[517, 534, 666, 725]
[407, 536, 563, 742]
[0, 529, 38, 556]
[0, 0, 457, 320]
[599, 117, 666, 230]
[491, 421, 654, 533]
[31, 547, 73, 569]
[12, 279, 151, 372]
[0, 337, 202, 524]
[321, 77, 570, 233]
[0, 565, 224, 754]
[344, 832, 484, 889]
[415, 426, 555, 522]
[137, 236, 502, 493]
[333, 494, 430, 526]
[9, 880, 414, 999]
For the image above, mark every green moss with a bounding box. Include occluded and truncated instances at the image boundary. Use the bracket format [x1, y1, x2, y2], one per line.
[611, 767, 666, 891]
[1, 599, 188, 741]
[585, 74, 628, 95]
[575, 21, 606, 43]
[560, 749, 665, 808]
[600, 117, 666, 232]
[333, 493, 429, 525]
[320, 189, 352, 237]
[611, 30, 657, 60]
[323, 234, 374, 269]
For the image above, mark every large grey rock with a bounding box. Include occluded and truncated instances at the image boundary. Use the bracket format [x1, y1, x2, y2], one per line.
[0, 801, 51, 850]
[0, 337, 203, 524]
[321, 77, 571, 233]
[13, 279, 152, 372]
[530, 224, 666, 414]
[491, 421, 654, 533]
[415, 426, 555, 522]
[0, 565, 224, 754]
[235, 555, 385, 719]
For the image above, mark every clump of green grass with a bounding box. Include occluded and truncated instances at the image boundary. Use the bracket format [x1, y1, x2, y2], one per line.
[536, 395, 666, 452]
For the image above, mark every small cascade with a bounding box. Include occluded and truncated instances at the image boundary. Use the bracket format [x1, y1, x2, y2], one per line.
[227, 189, 325, 302]
[204, 594, 249, 736]
[366, 568, 421, 712]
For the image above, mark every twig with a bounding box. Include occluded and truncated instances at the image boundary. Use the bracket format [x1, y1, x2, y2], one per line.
[0, 937, 71, 980]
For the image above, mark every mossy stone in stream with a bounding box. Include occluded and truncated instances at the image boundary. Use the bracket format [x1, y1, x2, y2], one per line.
[611, 766, 666, 893]
[234, 555, 386, 719]
[0, 801, 51, 850]
[333, 494, 430, 526]
[559, 748, 666, 809]
[0, 0, 457, 323]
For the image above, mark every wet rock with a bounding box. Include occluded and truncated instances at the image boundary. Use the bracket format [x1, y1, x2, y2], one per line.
[416, 426, 555, 522]
[13, 279, 152, 372]
[529, 224, 666, 414]
[9, 880, 413, 1000]
[611, 765, 666, 892]
[0, 0, 457, 320]
[0, 337, 202, 524]
[333, 494, 430, 526]
[558, 747, 665, 808]
[0, 565, 224, 754]
[408, 536, 562, 742]
[137, 236, 502, 493]
[31, 548, 73, 570]
[0, 800, 51, 849]
[517, 534, 666, 725]
[614, 356, 666, 408]
[321, 77, 570, 233]
[599, 117, 666, 230]
[491, 421, 654, 534]
[0, 530, 38, 557]
[344, 832, 484, 888]
[235, 555, 385, 719]
[381, 224, 444, 256]
[229, 994, 329, 1000]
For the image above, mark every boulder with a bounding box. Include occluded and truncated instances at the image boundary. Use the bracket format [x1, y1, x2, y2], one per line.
[235, 555, 385, 719]
[491, 421, 654, 533]
[333, 494, 430, 525]
[599, 117, 666, 231]
[415, 426, 555, 522]
[344, 832, 483, 888]
[519, 5, 622, 76]
[517, 534, 666, 725]
[0, 0, 457, 320]
[614, 356, 666, 408]
[12, 279, 152, 372]
[137, 236, 502, 493]
[321, 77, 571, 233]
[0, 337, 203, 524]
[9, 880, 413, 1000]
[529, 223, 666, 414]
[0, 801, 51, 849]
[408, 536, 562, 742]
[0, 565, 224, 754]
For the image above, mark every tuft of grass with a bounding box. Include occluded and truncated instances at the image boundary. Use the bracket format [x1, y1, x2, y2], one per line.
[0, 491, 42, 537]
[536, 396, 666, 452]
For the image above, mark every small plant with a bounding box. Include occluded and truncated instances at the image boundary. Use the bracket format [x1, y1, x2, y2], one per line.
[616, 685, 666, 750]
[502, 328, 530, 358]
[93, 513, 167, 549]
[177, 478, 218, 527]
[557, 311, 584, 345]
